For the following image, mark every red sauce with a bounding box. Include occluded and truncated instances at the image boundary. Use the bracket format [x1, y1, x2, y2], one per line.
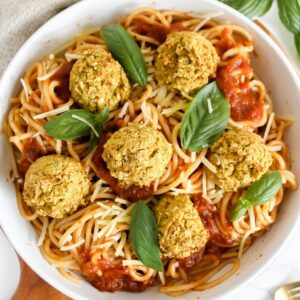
[205, 242, 225, 255]
[19, 138, 46, 176]
[178, 248, 204, 269]
[193, 194, 233, 247]
[92, 120, 155, 202]
[132, 19, 188, 43]
[215, 29, 264, 122]
[81, 251, 156, 292]
[215, 27, 239, 55]
[50, 61, 73, 101]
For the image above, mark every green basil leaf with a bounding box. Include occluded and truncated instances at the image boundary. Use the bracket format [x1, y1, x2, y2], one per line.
[44, 109, 95, 140]
[277, 0, 300, 34]
[89, 131, 98, 152]
[243, 171, 282, 206]
[180, 81, 230, 152]
[88, 108, 109, 152]
[295, 34, 300, 57]
[230, 198, 251, 221]
[130, 201, 163, 272]
[103, 24, 148, 86]
[230, 172, 282, 221]
[219, 0, 273, 18]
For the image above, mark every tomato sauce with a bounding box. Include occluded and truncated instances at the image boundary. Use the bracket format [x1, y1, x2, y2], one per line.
[19, 138, 46, 176]
[132, 19, 188, 43]
[50, 61, 74, 101]
[80, 251, 156, 292]
[193, 194, 233, 247]
[92, 120, 155, 202]
[215, 27, 242, 55]
[178, 248, 204, 269]
[215, 28, 264, 122]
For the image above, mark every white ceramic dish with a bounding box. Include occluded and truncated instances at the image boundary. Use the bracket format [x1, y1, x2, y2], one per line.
[0, 0, 300, 299]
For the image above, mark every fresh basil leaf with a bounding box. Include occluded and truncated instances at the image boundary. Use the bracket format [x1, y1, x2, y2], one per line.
[277, 0, 300, 34]
[180, 81, 230, 152]
[88, 108, 109, 152]
[89, 131, 98, 152]
[130, 201, 163, 272]
[230, 198, 251, 221]
[230, 172, 282, 221]
[219, 0, 273, 18]
[295, 34, 300, 57]
[44, 109, 95, 140]
[103, 24, 148, 86]
[243, 171, 282, 206]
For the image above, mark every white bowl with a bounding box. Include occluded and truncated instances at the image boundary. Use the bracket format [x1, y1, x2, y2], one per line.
[0, 0, 300, 299]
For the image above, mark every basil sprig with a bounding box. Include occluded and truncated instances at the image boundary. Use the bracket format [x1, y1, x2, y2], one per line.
[130, 201, 163, 272]
[180, 81, 230, 152]
[44, 108, 109, 150]
[103, 24, 148, 86]
[230, 171, 282, 221]
[219, 0, 273, 18]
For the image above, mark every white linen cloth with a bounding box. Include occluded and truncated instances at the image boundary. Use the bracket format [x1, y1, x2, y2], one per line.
[0, 0, 79, 76]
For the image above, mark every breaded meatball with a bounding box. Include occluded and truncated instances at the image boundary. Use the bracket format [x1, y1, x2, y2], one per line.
[23, 155, 90, 218]
[102, 124, 172, 187]
[69, 48, 130, 112]
[155, 31, 219, 95]
[207, 128, 273, 192]
[154, 194, 209, 259]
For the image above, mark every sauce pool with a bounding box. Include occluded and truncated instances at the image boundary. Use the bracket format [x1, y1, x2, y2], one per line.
[215, 28, 264, 123]
[80, 250, 156, 292]
[19, 138, 46, 176]
[50, 61, 73, 101]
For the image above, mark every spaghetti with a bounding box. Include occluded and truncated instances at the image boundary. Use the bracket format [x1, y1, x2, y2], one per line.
[5, 7, 297, 296]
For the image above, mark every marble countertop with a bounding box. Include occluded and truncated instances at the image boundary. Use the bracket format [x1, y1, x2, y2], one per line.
[0, 1, 299, 299]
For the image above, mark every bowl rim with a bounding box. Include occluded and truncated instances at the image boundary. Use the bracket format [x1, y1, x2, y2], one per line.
[1, 0, 300, 299]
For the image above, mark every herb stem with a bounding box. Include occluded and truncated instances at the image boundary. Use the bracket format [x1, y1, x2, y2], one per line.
[71, 114, 99, 137]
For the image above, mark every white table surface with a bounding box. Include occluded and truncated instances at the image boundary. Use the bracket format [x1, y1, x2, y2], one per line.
[0, 1, 299, 299]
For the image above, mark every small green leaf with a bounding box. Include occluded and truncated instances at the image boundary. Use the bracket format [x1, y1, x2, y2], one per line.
[277, 0, 300, 34]
[103, 24, 148, 86]
[130, 201, 163, 272]
[230, 172, 282, 221]
[89, 131, 98, 152]
[180, 81, 230, 152]
[219, 0, 273, 18]
[243, 171, 282, 206]
[44, 109, 95, 140]
[295, 34, 300, 57]
[88, 108, 109, 152]
[230, 198, 251, 221]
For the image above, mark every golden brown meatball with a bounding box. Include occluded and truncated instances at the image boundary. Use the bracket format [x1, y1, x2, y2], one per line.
[154, 194, 209, 259]
[207, 128, 273, 192]
[69, 48, 130, 112]
[155, 31, 219, 95]
[102, 124, 172, 187]
[23, 155, 90, 218]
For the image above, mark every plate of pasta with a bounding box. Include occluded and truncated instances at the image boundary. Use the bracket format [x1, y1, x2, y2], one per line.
[0, 0, 300, 299]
